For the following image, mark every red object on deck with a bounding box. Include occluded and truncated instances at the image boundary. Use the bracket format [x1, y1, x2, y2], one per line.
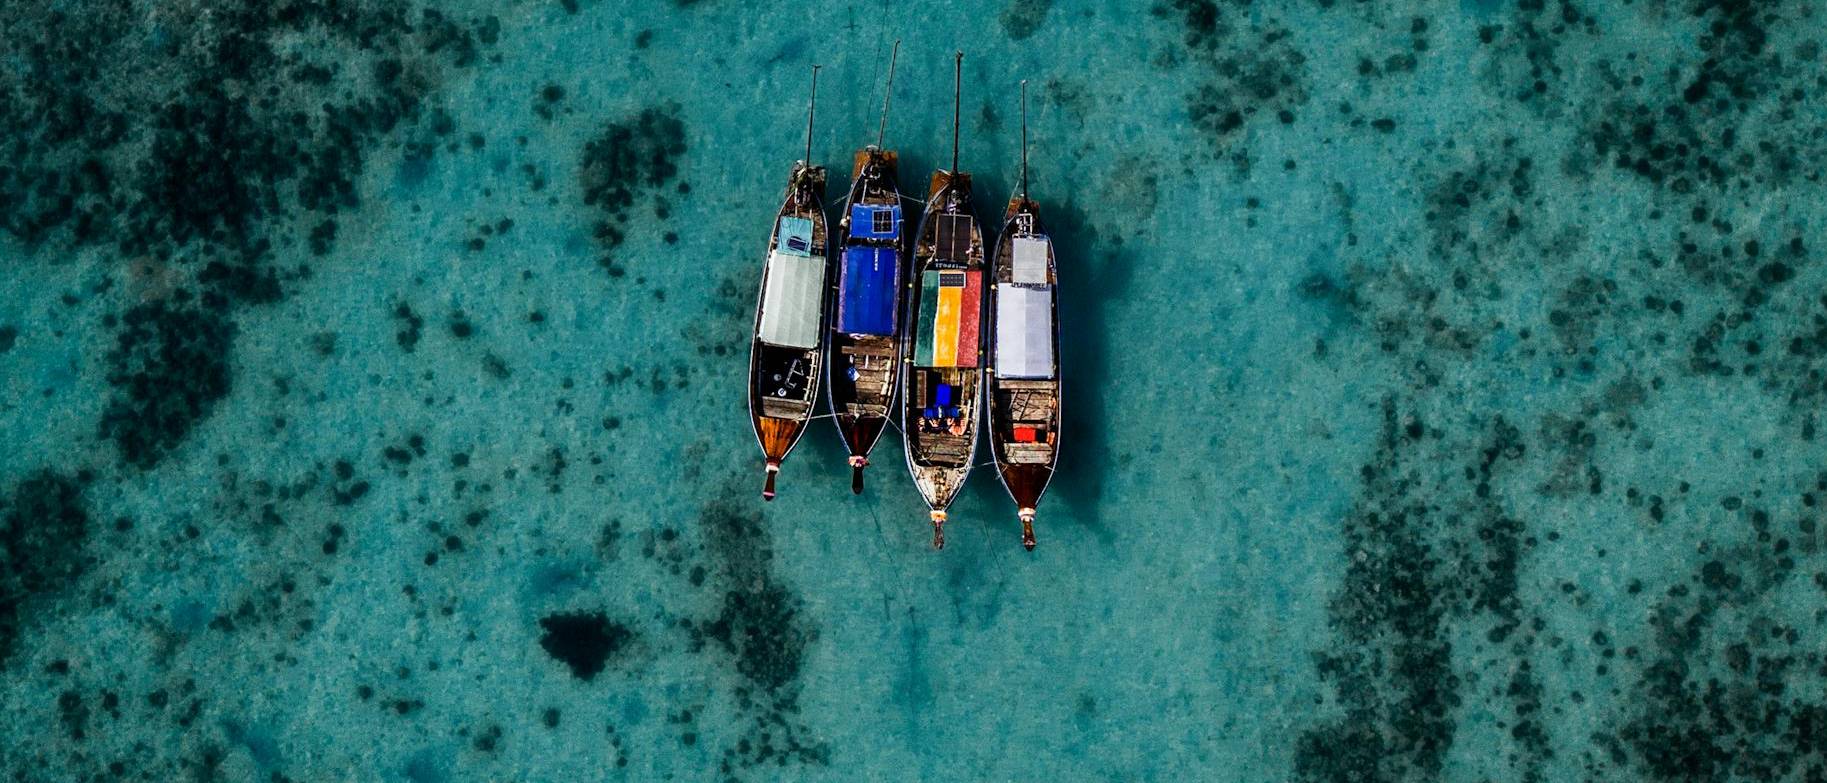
[1013, 426, 1038, 443]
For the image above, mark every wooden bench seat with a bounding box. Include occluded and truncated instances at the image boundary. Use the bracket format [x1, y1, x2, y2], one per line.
[760, 397, 809, 418]
[918, 434, 972, 465]
[1003, 442, 1053, 464]
[996, 378, 1055, 390]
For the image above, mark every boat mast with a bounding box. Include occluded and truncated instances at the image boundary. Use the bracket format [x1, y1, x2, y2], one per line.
[950, 51, 962, 174]
[1019, 79, 1029, 203]
[803, 65, 819, 168]
[876, 40, 900, 148]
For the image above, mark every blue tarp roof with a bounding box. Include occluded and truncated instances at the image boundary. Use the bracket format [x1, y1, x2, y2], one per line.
[850, 204, 901, 241]
[837, 246, 898, 336]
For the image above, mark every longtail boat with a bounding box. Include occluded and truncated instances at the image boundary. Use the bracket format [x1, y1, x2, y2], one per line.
[986, 81, 1061, 550]
[827, 41, 909, 495]
[900, 52, 985, 549]
[748, 66, 829, 500]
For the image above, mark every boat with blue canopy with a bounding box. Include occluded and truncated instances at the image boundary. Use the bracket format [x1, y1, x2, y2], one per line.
[826, 41, 909, 495]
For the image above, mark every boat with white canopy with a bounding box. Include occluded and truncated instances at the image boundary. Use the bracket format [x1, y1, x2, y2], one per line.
[986, 80, 1061, 549]
[748, 66, 829, 500]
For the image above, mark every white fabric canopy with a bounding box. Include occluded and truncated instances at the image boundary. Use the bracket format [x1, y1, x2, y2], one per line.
[995, 286, 1054, 379]
[1011, 237, 1050, 285]
[759, 251, 824, 349]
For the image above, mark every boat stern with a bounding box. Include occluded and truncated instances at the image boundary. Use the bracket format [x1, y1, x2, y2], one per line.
[848, 454, 868, 495]
[761, 460, 780, 501]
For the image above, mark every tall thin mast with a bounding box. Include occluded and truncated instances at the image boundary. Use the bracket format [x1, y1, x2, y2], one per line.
[1019, 79, 1029, 202]
[950, 51, 963, 174]
[876, 40, 900, 148]
[803, 65, 820, 167]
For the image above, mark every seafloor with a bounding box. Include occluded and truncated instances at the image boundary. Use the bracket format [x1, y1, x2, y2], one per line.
[2, 0, 1826, 781]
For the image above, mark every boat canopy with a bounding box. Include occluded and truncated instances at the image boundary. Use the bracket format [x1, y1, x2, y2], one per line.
[935, 214, 974, 262]
[777, 216, 814, 256]
[837, 246, 898, 336]
[850, 204, 901, 241]
[995, 285, 1053, 379]
[1011, 236, 1050, 285]
[759, 250, 825, 349]
[914, 269, 981, 368]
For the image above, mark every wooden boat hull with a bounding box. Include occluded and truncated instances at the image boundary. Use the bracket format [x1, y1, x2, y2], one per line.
[985, 197, 1061, 549]
[825, 147, 907, 494]
[747, 163, 829, 500]
[900, 170, 986, 548]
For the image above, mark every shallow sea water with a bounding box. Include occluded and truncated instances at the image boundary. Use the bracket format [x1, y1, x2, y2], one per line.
[3, 0, 1827, 780]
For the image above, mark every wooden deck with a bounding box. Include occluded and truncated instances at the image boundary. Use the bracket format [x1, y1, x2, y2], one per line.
[841, 338, 896, 415]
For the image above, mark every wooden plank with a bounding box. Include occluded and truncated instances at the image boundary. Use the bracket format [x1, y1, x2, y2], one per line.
[997, 378, 1054, 390]
[1004, 442, 1053, 464]
[1003, 389, 1055, 421]
[760, 397, 810, 418]
[842, 345, 892, 358]
[918, 433, 971, 462]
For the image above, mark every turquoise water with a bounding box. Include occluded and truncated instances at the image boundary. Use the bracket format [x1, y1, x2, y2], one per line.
[3, 0, 1827, 780]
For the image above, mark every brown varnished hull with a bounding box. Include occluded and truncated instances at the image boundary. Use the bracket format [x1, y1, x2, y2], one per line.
[755, 416, 805, 462]
[841, 416, 888, 451]
[997, 464, 1051, 510]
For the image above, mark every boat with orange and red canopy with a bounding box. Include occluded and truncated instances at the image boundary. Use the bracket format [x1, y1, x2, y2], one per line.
[901, 52, 986, 549]
[748, 66, 829, 500]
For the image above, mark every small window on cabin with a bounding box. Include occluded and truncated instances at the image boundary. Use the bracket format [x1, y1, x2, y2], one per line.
[871, 209, 894, 235]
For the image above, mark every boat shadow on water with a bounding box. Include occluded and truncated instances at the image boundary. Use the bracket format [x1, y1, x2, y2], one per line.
[1037, 195, 1124, 547]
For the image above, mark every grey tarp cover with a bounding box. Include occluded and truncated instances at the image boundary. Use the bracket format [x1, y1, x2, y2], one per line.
[995, 285, 1053, 379]
[1012, 236, 1050, 285]
[759, 250, 824, 349]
